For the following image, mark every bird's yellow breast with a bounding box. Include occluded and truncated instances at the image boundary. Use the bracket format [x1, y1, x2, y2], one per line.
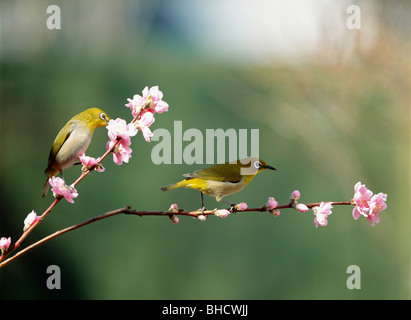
[177, 175, 256, 201]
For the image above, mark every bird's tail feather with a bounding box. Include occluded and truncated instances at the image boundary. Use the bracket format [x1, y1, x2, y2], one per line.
[42, 177, 50, 197]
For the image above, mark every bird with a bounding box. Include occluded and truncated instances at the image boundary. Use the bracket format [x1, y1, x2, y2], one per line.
[160, 157, 276, 211]
[42, 107, 110, 197]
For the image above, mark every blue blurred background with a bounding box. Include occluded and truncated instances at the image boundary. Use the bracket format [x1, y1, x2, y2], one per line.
[0, 0, 409, 299]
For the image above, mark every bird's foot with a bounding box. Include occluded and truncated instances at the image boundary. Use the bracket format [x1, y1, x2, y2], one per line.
[222, 200, 236, 213]
[229, 203, 237, 213]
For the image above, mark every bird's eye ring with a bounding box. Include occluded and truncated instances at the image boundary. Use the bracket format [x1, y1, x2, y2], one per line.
[100, 113, 107, 121]
[254, 161, 261, 169]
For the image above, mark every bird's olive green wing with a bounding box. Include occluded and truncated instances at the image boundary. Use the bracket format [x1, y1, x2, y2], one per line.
[183, 162, 243, 183]
[45, 121, 74, 173]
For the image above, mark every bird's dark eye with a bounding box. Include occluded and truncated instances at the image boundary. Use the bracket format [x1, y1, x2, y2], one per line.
[100, 113, 107, 121]
[254, 161, 261, 169]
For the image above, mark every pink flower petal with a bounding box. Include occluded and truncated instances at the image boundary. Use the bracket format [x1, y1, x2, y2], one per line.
[135, 112, 155, 142]
[49, 176, 78, 203]
[106, 118, 137, 142]
[106, 139, 133, 165]
[126, 86, 169, 117]
[313, 202, 333, 228]
[352, 182, 387, 226]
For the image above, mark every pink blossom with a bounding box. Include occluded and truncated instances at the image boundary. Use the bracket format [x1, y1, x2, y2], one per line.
[313, 202, 333, 228]
[235, 202, 248, 211]
[352, 182, 373, 219]
[295, 203, 309, 213]
[106, 139, 133, 165]
[79, 153, 104, 172]
[135, 112, 155, 142]
[125, 86, 169, 117]
[290, 190, 301, 200]
[352, 182, 387, 226]
[144, 86, 169, 113]
[214, 209, 230, 218]
[24, 210, 40, 231]
[106, 118, 137, 142]
[369, 193, 387, 215]
[169, 215, 179, 224]
[367, 193, 387, 226]
[125, 95, 145, 117]
[79, 153, 99, 166]
[0, 237, 11, 253]
[49, 176, 78, 203]
[266, 197, 278, 210]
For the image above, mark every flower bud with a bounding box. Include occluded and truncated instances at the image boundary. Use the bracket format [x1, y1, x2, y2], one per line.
[169, 215, 179, 224]
[266, 197, 278, 210]
[235, 202, 248, 211]
[270, 209, 280, 217]
[0, 237, 11, 254]
[214, 209, 230, 218]
[295, 203, 309, 213]
[23, 210, 40, 231]
[290, 190, 301, 200]
[197, 215, 207, 221]
[168, 203, 179, 212]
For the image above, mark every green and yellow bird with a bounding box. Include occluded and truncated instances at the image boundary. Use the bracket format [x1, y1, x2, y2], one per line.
[161, 157, 276, 210]
[42, 108, 110, 197]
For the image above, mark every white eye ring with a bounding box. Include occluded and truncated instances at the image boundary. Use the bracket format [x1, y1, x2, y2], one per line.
[254, 161, 261, 169]
[100, 113, 107, 121]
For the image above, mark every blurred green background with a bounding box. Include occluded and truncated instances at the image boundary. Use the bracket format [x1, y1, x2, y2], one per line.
[0, 0, 409, 299]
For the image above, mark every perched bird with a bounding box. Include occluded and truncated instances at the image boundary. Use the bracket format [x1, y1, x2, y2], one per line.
[42, 108, 110, 197]
[161, 158, 276, 210]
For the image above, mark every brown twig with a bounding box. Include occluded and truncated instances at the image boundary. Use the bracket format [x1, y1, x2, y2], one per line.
[0, 201, 351, 269]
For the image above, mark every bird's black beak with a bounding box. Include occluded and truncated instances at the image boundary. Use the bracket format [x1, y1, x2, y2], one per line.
[264, 165, 276, 171]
